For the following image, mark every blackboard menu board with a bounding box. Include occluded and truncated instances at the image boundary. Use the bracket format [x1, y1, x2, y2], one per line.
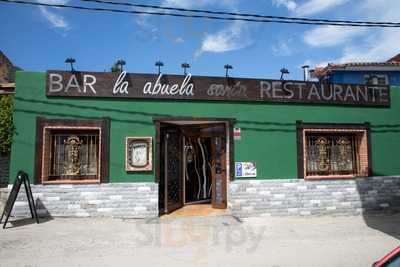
[0, 171, 39, 229]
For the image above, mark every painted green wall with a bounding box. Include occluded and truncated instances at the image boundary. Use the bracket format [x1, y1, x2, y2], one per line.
[9, 72, 400, 183]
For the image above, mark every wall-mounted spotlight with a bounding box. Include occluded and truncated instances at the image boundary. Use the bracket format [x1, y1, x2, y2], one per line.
[301, 65, 310, 81]
[224, 64, 233, 78]
[116, 59, 126, 72]
[181, 63, 190, 76]
[65, 58, 76, 72]
[280, 68, 289, 80]
[155, 61, 164, 75]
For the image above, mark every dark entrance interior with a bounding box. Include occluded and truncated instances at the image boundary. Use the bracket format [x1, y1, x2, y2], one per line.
[184, 135, 212, 204]
[157, 121, 229, 215]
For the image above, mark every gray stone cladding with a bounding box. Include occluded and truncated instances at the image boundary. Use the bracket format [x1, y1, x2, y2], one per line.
[0, 187, 7, 214]
[229, 176, 400, 217]
[1, 176, 399, 219]
[1, 183, 158, 218]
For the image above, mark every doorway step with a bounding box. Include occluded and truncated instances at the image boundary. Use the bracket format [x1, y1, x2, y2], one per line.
[161, 204, 229, 218]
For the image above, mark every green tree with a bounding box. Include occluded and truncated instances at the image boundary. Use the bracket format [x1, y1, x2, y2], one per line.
[111, 63, 120, 73]
[0, 95, 13, 154]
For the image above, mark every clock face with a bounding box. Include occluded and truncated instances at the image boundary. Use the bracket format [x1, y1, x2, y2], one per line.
[131, 142, 148, 167]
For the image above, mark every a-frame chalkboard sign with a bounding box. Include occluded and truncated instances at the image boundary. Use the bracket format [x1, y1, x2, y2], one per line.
[0, 171, 39, 229]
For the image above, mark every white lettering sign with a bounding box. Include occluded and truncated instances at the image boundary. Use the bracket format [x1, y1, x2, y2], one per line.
[143, 73, 194, 96]
[113, 71, 129, 95]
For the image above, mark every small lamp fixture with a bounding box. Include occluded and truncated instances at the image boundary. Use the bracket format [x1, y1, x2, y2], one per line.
[181, 63, 190, 75]
[116, 59, 126, 72]
[224, 64, 233, 78]
[301, 65, 309, 81]
[65, 58, 76, 72]
[155, 61, 164, 75]
[280, 68, 289, 80]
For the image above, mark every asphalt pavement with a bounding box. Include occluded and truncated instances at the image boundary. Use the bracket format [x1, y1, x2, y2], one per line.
[0, 214, 399, 267]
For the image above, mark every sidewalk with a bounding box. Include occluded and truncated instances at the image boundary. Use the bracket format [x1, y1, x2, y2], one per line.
[0, 214, 399, 267]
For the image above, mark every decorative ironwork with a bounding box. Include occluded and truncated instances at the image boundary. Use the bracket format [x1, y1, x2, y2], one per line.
[165, 130, 182, 211]
[315, 136, 330, 171]
[214, 137, 223, 204]
[49, 132, 99, 179]
[64, 135, 82, 175]
[167, 137, 180, 203]
[306, 134, 358, 176]
[336, 137, 353, 171]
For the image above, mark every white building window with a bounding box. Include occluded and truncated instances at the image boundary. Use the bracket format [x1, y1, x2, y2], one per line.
[364, 74, 388, 85]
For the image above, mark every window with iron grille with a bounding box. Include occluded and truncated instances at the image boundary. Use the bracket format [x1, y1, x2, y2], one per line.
[298, 123, 371, 179]
[36, 118, 109, 184]
[305, 133, 359, 177]
[48, 130, 99, 181]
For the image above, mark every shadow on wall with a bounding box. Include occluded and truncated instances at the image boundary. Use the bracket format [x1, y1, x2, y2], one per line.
[13, 96, 300, 133]
[0, 154, 10, 187]
[13, 96, 400, 133]
[356, 177, 400, 240]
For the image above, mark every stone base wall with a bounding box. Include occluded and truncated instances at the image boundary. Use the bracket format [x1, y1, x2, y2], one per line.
[2, 183, 158, 218]
[1, 177, 399, 219]
[0, 154, 10, 186]
[229, 176, 400, 217]
[0, 187, 8, 215]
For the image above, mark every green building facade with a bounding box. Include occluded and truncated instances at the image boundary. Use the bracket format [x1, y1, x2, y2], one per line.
[7, 71, 400, 217]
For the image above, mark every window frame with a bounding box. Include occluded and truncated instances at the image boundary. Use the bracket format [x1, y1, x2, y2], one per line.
[296, 121, 371, 180]
[364, 74, 388, 85]
[35, 117, 110, 184]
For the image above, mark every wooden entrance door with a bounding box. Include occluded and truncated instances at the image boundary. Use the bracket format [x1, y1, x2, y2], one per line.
[161, 127, 184, 214]
[211, 136, 227, 209]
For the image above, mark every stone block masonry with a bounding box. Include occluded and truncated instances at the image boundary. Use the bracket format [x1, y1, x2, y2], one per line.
[2, 183, 158, 218]
[1, 177, 399, 219]
[0, 187, 8, 214]
[229, 176, 400, 217]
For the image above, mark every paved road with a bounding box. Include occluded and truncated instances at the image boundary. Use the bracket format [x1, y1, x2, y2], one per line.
[0, 214, 399, 267]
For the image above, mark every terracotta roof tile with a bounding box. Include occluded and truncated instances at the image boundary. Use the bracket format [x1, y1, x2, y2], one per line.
[311, 53, 400, 78]
[387, 53, 400, 63]
[0, 51, 15, 84]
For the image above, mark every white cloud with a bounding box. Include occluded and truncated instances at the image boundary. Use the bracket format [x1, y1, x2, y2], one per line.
[303, 26, 367, 47]
[314, 0, 400, 64]
[37, 0, 69, 29]
[134, 0, 237, 42]
[195, 21, 253, 57]
[134, 0, 245, 53]
[272, 0, 297, 11]
[274, 0, 349, 16]
[296, 0, 349, 16]
[336, 29, 400, 63]
[134, 9, 159, 41]
[174, 37, 185, 43]
[37, 0, 68, 4]
[272, 37, 295, 56]
[162, 0, 236, 9]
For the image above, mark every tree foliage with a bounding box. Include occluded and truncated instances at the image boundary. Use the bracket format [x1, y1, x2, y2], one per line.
[111, 63, 120, 73]
[0, 95, 13, 154]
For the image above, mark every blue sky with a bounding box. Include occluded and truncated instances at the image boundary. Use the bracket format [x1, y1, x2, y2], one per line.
[1, 0, 399, 80]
